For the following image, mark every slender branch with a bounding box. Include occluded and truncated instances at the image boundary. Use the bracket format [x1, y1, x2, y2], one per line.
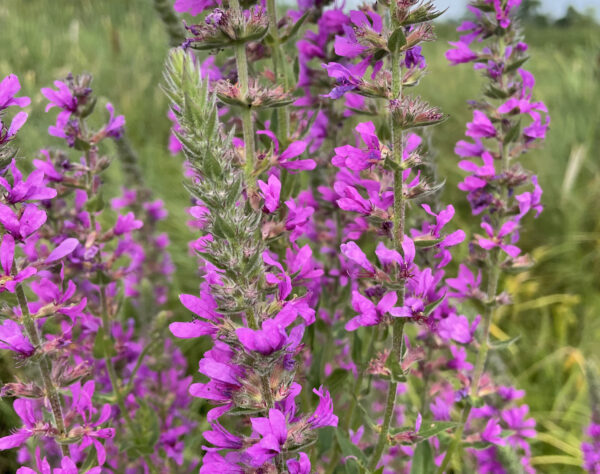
[230, 0, 256, 190]
[325, 328, 378, 474]
[436, 120, 511, 474]
[15, 277, 69, 457]
[368, 32, 407, 471]
[266, 0, 289, 144]
[99, 285, 157, 474]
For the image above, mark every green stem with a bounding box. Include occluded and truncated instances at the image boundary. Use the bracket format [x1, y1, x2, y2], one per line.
[266, 0, 289, 144]
[234, 43, 256, 190]
[435, 249, 499, 474]
[124, 337, 158, 396]
[436, 128, 511, 474]
[15, 279, 69, 457]
[230, 0, 256, 189]
[325, 328, 377, 474]
[99, 286, 157, 474]
[368, 319, 406, 471]
[368, 33, 406, 470]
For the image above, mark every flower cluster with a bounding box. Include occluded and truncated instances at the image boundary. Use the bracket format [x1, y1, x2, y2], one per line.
[435, 0, 548, 471]
[0, 0, 553, 471]
[163, 47, 336, 472]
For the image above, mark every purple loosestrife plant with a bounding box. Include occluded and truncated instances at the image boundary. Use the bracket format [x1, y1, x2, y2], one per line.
[38, 76, 193, 472]
[436, 0, 549, 471]
[0, 72, 192, 472]
[0, 74, 117, 467]
[318, 2, 478, 471]
[163, 49, 336, 472]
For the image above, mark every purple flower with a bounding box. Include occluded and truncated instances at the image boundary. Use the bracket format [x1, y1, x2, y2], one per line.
[332, 121, 381, 171]
[375, 237, 415, 277]
[0, 234, 36, 293]
[478, 221, 521, 258]
[0, 160, 57, 204]
[68, 381, 116, 466]
[334, 10, 382, 58]
[41, 80, 78, 123]
[446, 41, 478, 65]
[446, 264, 482, 299]
[102, 103, 125, 139]
[321, 58, 370, 100]
[345, 290, 398, 331]
[437, 313, 480, 344]
[481, 418, 505, 446]
[0, 203, 47, 240]
[170, 291, 220, 338]
[203, 422, 243, 449]
[0, 111, 28, 145]
[287, 452, 311, 474]
[263, 250, 292, 300]
[336, 185, 372, 215]
[307, 386, 338, 428]
[247, 409, 288, 467]
[257, 130, 315, 171]
[199, 452, 244, 474]
[114, 212, 143, 235]
[0, 399, 39, 450]
[174, 0, 216, 15]
[515, 175, 543, 218]
[340, 241, 375, 274]
[501, 405, 536, 449]
[258, 175, 281, 213]
[582, 423, 600, 473]
[0, 75, 31, 110]
[54, 456, 101, 474]
[466, 110, 496, 138]
[0, 320, 34, 357]
[189, 342, 244, 420]
[236, 306, 305, 355]
[46, 238, 79, 263]
[447, 345, 473, 372]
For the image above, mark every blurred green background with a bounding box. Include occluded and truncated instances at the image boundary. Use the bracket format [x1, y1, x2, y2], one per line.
[0, 0, 599, 471]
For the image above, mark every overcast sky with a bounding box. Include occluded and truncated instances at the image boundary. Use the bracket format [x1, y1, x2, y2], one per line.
[436, 0, 599, 20]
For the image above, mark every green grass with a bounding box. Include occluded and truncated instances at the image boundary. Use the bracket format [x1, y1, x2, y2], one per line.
[1, 0, 599, 471]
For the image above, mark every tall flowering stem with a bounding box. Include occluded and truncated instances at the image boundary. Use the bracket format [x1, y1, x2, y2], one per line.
[14, 280, 69, 457]
[321, 1, 460, 470]
[438, 0, 549, 471]
[369, 5, 407, 470]
[163, 49, 335, 472]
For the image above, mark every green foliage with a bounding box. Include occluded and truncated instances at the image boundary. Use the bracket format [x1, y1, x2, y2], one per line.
[0, 0, 599, 471]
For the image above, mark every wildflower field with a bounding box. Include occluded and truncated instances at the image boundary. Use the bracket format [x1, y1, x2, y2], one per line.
[0, 0, 599, 472]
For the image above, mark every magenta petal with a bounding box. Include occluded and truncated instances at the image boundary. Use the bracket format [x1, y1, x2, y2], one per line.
[169, 321, 215, 338]
[46, 238, 79, 263]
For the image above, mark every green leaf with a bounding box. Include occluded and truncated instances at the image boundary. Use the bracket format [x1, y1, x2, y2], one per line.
[385, 351, 406, 383]
[503, 120, 522, 145]
[325, 368, 350, 396]
[424, 295, 445, 316]
[74, 137, 91, 152]
[130, 399, 160, 455]
[92, 327, 116, 359]
[410, 441, 434, 474]
[489, 335, 521, 350]
[388, 28, 407, 53]
[281, 10, 311, 43]
[335, 429, 368, 474]
[505, 56, 530, 73]
[85, 192, 105, 213]
[412, 235, 445, 248]
[351, 331, 363, 367]
[417, 421, 459, 440]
